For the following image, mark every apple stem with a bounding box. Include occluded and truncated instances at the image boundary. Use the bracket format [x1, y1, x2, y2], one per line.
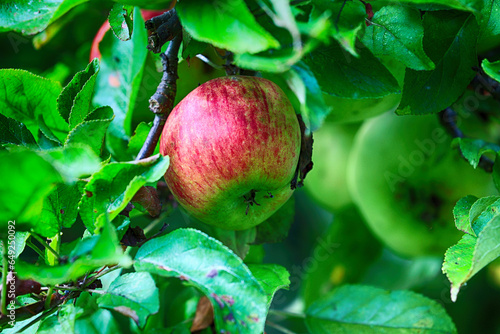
[218, 50, 257, 76]
[136, 29, 182, 161]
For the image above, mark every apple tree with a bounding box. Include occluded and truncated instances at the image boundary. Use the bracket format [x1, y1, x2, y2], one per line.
[1, 0, 500, 333]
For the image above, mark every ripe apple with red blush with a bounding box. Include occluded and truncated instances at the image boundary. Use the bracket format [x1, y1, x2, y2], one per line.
[160, 76, 301, 230]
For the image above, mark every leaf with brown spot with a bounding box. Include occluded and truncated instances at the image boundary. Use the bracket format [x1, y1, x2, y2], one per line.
[97, 272, 159, 328]
[114, 305, 139, 323]
[132, 186, 161, 217]
[191, 296, 214, 332]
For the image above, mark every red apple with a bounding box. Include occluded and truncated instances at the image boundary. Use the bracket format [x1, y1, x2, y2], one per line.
[160, 76, 301, 230]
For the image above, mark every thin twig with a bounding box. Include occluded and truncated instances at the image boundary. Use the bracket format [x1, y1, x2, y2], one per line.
[334, 0, 348, 32]
[439, 108, 464, 138]
[44, 286, 53, 310]
[268, 309, 306, 319]
[30, 234, 60, 262]
[132, 153, 160, 165]
[87, 265, 121, 282]
[472, 68, 500, 101]
[223, 51, 239, 75]
[26, 239, 46, 260]
[145, 9, 181, 53]
[266, 320, 298, 334]
[136, 33, 182, 160]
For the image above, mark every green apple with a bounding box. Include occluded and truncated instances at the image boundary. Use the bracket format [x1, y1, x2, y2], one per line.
[160, 76, 301, 230]
[304, 122, 359, 212]
[347, 112, 497, 257]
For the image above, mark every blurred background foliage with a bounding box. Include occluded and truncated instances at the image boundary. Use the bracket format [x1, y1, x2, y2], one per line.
[2, 1, 500, 333]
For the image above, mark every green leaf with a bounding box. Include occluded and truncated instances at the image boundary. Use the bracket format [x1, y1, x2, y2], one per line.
[123, 51, 163, 139]
[97, 272, 159, 327]
[234, 13, 331, 73]
[283, 62, 330, 131]
[302, 206, 382, 307]
[181, 32, 208, 60]
[74, 308, 121, 333]
[38, 183, 84, 237]
[454, 195, 479, 235]
[362, 5, 434, 71]
[305, 285, 457, 333]
[127, 122, 154, 159]
[398, 12, 479, 115]
[38, 128, 61, 150]
[79, 154, 169, 233]
[111, 215, 131, 242]
[258, 0, 301, 52]
[0, 150, 61, 232]
[57, 59, 100, 130]
[470, 196, 500, 235]
[0, 69, 68, 142]
[1, 317, 41, 333]
[453, 137, 500, 169]
[389, 0, 479, 11]
[14, 232, 30, 258]
[40, 145, 101, 184]
[443, 214, 500, 302]
[164, 209, 257, 258]
[494, 152, 500, 192]
[206, 228, 257, 259]
[234, 48, 301, 73]
[37, 303, 80, 333]
[37, 114, 63, 146]
[254, 195, 295, 244]
[303, 42, 400, 99]
[362, 251, 443, 291]
[478, 0, 500, 38]
[0, 145, 99, 236]
[482, 58, 500, 82]
[0, 0, 89, 35]
[176, 0, 279, 54]
[0, 113, 37, 148]
[311, 0, 365, 56]
[93, 7, 148, 140]
[65, 106, 114, 156]
[134, 228, 268, 334]
[247, 264, 289, 309]
[108, 3, 134, 41]
[16, 218, 132, 285]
